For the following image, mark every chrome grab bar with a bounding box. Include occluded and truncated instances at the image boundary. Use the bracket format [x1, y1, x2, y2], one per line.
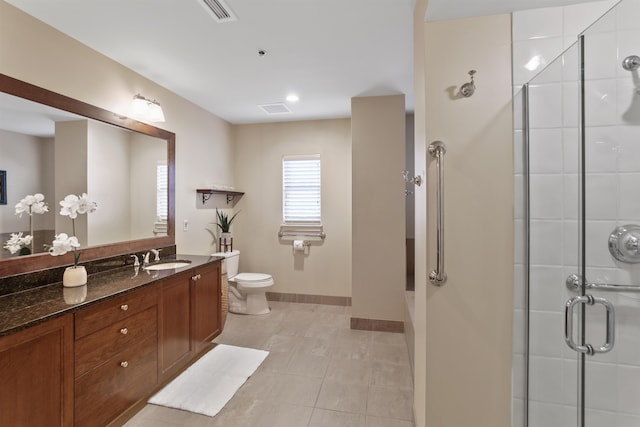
[566, 273, 640, 292]
[564, 294, 615, 355]
[428, 140, 447, 286]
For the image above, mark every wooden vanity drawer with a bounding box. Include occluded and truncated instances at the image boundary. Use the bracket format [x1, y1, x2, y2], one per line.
[74, 335, 158, 427]
[75, 306, 157, 377]
[75, 285, 157, 339]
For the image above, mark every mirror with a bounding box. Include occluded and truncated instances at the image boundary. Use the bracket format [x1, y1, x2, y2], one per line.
[0, 74, 175, 277]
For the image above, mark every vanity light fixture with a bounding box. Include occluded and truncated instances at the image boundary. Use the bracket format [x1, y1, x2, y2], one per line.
[131, 94, 165, 123]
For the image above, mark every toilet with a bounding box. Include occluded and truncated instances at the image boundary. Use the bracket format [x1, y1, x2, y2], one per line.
[212, 250, 273, 315]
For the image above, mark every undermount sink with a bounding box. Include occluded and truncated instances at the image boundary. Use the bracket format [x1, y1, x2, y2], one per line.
[143, 260, 192, 271]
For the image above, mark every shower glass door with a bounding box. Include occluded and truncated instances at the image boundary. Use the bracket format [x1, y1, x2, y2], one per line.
[527, 0, 640, 425]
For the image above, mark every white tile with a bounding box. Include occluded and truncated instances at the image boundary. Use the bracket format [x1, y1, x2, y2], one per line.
[530, 175, 564, 219]
[529, 128, 563, 174]
[583, 31, 618, 80]
[563, 1, 617, 36]
[514, 129, 524, 174]
[584, 361, 618, 412]
[513, 263, 525, 310]
[513, 38, 565, 85]
[529, 83, 563, 129]
[617, 76, 640, 125]
[618, 365, 640, 415]
[584, 126, 619, 173]
[562, 128, 580, 174]
[584, 174, 618, 220]
[513, 308, 526, 355]
[561, 41, 581, 82]
[585, 220, 618, 268]
[514, 219, 525, 265]
[617, 126, 640, 172]
[563, 174, 579, 221]
[581, 1, 616, 35]
[513, 8, 563, 41]
[529, 265, 565, 311]
[615, 0, 640, 31]
[512, 353, 526, 400]
[530, 220, 564, 266]
[513, 86, 525, 130]
[529, 310, 565, 358]
[563, 220, 580, 267]
[528, 356, 567, 403]
[528, 401, 575, 427]
[619, 174, 640, 219]
[562, 80, 580, 128]
[584, 78, 618, 127]
[514, 174, 524, 220]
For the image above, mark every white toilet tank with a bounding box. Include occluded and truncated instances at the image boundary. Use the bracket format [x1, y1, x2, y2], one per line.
[212, 250, 240, 278]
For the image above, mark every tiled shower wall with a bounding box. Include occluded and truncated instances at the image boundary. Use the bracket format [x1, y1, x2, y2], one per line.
[511, 1, 618, 426]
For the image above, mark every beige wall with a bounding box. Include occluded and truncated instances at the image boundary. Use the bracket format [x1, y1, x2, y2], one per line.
[232, 119, 352, 297]
[351, 95, 406, 322]
[416, 14, 514, 426]
[0, 0, 234, 256]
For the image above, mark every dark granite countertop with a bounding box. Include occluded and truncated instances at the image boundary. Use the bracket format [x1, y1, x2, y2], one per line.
[0, 254, 223, 337]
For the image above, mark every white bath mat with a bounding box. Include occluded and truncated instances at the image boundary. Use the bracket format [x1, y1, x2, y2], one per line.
[148, 344, 268, 417]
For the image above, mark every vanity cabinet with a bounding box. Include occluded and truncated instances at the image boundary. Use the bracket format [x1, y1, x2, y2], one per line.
[74, 285, 158, 427]
[191, 262, 222, 354]
[0, 314, 74, 427]
[158, 272, 193, 379]
[159, 262, 222, 379]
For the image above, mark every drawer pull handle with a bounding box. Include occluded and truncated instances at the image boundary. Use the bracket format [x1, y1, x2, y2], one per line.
[192, 274, 202, 281]
[120, 328, 128, 335]
[120, 304, 129, 311]
[120, 361, 129, 368]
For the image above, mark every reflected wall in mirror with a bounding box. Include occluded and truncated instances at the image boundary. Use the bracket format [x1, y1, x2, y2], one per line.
[0, 74, 175, 277]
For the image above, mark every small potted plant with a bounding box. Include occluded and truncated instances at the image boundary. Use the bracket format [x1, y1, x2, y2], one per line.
[215, 208, 239, 249]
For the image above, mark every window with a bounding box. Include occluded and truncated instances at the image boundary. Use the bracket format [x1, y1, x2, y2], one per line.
[156, 162, 168, 222]
[282, 155, 321, 224]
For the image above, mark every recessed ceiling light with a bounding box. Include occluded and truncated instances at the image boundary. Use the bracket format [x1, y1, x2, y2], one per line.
[286, 94, 299, 102]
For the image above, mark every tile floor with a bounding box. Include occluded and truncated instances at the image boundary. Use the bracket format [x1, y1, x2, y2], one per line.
[125, 301, 414, 426]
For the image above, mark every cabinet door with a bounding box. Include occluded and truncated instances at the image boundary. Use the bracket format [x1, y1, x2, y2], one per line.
[0, 314, 74, 427]
[191, 262, 221, 354]
[158, 273, 192, 379]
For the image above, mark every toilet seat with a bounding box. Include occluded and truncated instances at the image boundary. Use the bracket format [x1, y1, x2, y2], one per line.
[231, 273, 274, 289]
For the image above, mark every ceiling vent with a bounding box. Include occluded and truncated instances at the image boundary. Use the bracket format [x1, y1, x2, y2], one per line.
[258, 103, 293, 115]
[199, 0, 237, 22]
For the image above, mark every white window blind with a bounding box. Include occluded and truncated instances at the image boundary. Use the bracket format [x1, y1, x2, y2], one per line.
[156, 162, 168, 221]
[282, 155, 321, 224]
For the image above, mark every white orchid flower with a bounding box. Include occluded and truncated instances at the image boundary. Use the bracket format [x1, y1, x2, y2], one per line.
[3, 232, 33, 254]
[14, 193, 49, 217]
[59, 193, 97, 219]
[48, 233, 80, 256]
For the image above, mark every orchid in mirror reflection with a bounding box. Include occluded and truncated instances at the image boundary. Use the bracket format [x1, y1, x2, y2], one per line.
[49, 193, 97, 267]
[2, 193, 49, 255]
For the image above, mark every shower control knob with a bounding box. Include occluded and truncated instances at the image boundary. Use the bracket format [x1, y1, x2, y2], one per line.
[609, 224, 640, 263]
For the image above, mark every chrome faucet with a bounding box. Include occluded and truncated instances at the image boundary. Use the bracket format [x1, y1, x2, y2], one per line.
[143, 252, 151, 265]
[130, 254, 140, 267]
[151, 248, 161, 261]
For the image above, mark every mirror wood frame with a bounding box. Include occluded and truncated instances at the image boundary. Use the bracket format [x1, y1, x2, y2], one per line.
[0, 73, 175, 277]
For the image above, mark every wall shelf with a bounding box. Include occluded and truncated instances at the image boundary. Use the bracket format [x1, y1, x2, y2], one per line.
[196, 189, 244, 205]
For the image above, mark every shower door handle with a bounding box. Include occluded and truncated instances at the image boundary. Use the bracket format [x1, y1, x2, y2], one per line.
[428, 140, 447, 286]
[564, 295, 615, 355]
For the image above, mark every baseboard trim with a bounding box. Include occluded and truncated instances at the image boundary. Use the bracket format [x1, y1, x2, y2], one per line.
[266, 291, 351, 307]
[350, 317, 404, 333]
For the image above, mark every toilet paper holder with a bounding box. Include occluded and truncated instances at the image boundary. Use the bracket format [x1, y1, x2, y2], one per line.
[292, 239, 310, 252]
